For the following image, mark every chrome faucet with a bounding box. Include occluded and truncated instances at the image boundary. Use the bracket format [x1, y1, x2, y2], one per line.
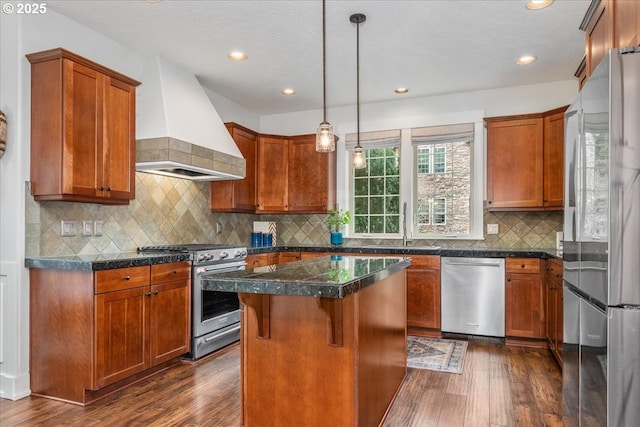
[402, 202, 408, 246]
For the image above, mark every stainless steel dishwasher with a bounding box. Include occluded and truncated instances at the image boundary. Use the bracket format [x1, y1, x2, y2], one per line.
[441, 257, 505, 337]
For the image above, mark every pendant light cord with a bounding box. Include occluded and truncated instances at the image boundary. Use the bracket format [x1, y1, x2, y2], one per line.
[356, 17, 360, 148]
[322, 0, 327, 122]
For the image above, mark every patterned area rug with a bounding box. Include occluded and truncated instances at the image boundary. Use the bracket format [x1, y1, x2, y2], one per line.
[407, 336, 468, 374]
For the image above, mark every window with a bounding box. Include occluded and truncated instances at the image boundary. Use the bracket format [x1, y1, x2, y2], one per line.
[412, 124, 474, 237]
[346, 130, 401, 235]
[417, 146, 446, 175]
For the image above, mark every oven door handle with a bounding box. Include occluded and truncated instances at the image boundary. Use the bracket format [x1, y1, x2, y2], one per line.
[202, 323, 241, 343]
[196, 261, 247, 275]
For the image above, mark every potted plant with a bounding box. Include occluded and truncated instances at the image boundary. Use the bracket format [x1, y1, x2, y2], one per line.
[326, 209, 350, 245]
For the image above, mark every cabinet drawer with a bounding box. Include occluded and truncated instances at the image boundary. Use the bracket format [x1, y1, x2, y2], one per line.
[408, 255, 440, 270]
[95, 266, 149, 294]
[151, 262, 191, 284]
[545, 259, 563, 283]
[506, 258, 540, 274]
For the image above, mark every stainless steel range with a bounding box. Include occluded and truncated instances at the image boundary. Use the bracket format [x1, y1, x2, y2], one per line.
[138, 244, 247, 359]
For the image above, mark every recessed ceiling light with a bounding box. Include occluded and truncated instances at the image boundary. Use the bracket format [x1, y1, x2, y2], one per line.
[526, 0, 553, 10]
[517, 55, 537, 65]
[145, 0, 161, 3]
[282, 88, 295, 95]
[228, 51, 247, 61]
[395, 87, 409, 94]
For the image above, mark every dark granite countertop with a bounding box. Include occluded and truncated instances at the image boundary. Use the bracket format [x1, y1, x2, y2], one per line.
[24, 244, 561, 272]
[248, 245, 562, 260]
[201, 255, 412, 299]
[24, 252, 190, 271]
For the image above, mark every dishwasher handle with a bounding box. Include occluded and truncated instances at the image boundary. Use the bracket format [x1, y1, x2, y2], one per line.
[444, 260, 503, 267]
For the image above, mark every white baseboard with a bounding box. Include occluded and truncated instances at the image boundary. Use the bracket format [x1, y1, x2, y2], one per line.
[0, 371, 31, 400]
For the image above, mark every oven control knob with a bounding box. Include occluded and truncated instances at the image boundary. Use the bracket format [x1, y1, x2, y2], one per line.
[219, 251, 229, 259]
[205, 253, 214, 261]
[198, 254, 207, 262]
[235, 250, 247, 257]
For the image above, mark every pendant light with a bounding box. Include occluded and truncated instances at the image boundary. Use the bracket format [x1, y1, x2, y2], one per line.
[351, 13, 366, 169]
[316, 0, 335, 152]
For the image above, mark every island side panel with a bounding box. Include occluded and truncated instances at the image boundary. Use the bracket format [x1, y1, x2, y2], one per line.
[240, 293, 357, 427]
[356, 269, 408, 427]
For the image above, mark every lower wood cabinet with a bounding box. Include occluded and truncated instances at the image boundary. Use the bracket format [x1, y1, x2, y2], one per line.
[545, 258, 563, 365]
[30, 262, 191, 405]
[278, 251, 302, 263]
[406, 255, 441, 332]
[505, 258, 544, 339]
[246, 252, 278, 268]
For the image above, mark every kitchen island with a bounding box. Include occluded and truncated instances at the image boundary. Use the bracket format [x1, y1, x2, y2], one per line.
[202, 255, 411, 427]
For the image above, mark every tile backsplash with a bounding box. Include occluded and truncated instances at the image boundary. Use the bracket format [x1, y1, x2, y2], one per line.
[26, 173, 562, 257]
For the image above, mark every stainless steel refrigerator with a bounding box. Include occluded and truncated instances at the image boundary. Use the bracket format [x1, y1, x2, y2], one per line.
[563, 47, 640, 427]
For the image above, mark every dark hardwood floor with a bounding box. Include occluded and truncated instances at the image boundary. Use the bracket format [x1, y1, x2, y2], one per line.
[0, 340, 564, 426]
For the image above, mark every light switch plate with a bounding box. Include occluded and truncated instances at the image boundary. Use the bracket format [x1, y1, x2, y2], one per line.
[82, 221, 93, 236]
[94, 221, 104, 236]
[61, 220, 78, 237]
[487, 224, 499, 234]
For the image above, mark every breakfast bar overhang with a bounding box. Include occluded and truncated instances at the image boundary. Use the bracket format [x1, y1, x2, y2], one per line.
[202, 255, 411, 427]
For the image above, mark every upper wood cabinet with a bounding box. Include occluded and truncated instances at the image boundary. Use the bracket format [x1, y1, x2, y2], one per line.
[257, 135, 290, 213]
[485, 106, 567, 211]
[27, 48, 139, 205]
[287, 135, 336, 213]
[210, 123, 258, 212]
[211, 126, 336, 214]
[578, 0, 639, 80]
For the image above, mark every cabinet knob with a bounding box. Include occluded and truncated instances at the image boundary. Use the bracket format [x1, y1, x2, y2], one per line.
[153, 290, 159, 295]
[544, 198, 549, 202]
[521, 264, 525, 268]
[145, 292, 152, 297]
[105, 187, 111, 192]
[124, 275, 131, 281]
[488, 201, 492, 204]
[507, 277, 511, 282]
[98, 186, 104, 191]
[172, 270, 177, 274]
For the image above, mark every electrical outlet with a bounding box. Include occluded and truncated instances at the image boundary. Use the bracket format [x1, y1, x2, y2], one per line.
[216, 222, 222, 235]
[60, 220, 78, 237]
[94, 221, 104, 236]
[82, 221, 93, 236]
[487, 224, 499, 235]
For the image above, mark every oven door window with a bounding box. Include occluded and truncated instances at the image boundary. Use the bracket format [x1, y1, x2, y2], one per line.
[202, 290, 239, 321]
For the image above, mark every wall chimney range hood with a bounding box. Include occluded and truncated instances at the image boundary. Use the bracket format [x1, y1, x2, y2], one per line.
[135, 55, 245, 181]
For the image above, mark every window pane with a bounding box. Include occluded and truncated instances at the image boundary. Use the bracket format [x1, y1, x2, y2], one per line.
[417, 147, 430, 174]
[354, 178, 368, 196]
[414, 139, 471, 236]
[370, 196, 384, 214]
[351, 141, 401, 235]
[386, 215, 399, 233]
[370, 216, 385, 233]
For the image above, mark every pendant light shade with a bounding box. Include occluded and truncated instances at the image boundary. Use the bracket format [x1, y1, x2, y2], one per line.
[316, 0, 335, 152]
[351, 13, 366, 169]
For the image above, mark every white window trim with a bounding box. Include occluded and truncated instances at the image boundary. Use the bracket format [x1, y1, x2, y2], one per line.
[336, 110, 485, 241]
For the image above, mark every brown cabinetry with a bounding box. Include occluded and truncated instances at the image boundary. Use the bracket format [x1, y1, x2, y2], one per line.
[485, 106, 566, 211]
[505, 258, 544, 339]
[257, 136, 290, 212]
[579, 0, 639, 80]
[246, 253, 278, 268]
[545, 258, 564, 365]
[27, 48, 139, 205]
[278, 251, 302, 263]
[30, 262, 190, 405]
[406, 255, 441, 333]
[211, 126, 336, 214]
[210, 123, 258, 212]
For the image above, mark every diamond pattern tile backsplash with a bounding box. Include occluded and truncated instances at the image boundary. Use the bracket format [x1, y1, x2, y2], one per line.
[26, 173, 563, 257]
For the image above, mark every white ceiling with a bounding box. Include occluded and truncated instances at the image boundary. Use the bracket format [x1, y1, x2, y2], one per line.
[48, 0, 591, 116]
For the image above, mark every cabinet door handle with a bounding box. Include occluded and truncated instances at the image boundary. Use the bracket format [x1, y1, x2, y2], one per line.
[521, 264, 525, 268]
[172, 270, 177, 274]
[488, 200, 492, 204]
[123, 275, 131, 281]
[145, 292, 152, 297]
[153, 290, 159, 295]
[507, 277, 511, 282]
[98, 186, 104, 191]
[105, 187, 111, 192]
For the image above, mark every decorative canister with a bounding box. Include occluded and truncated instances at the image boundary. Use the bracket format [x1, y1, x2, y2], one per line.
[0, 110, 6, 158]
